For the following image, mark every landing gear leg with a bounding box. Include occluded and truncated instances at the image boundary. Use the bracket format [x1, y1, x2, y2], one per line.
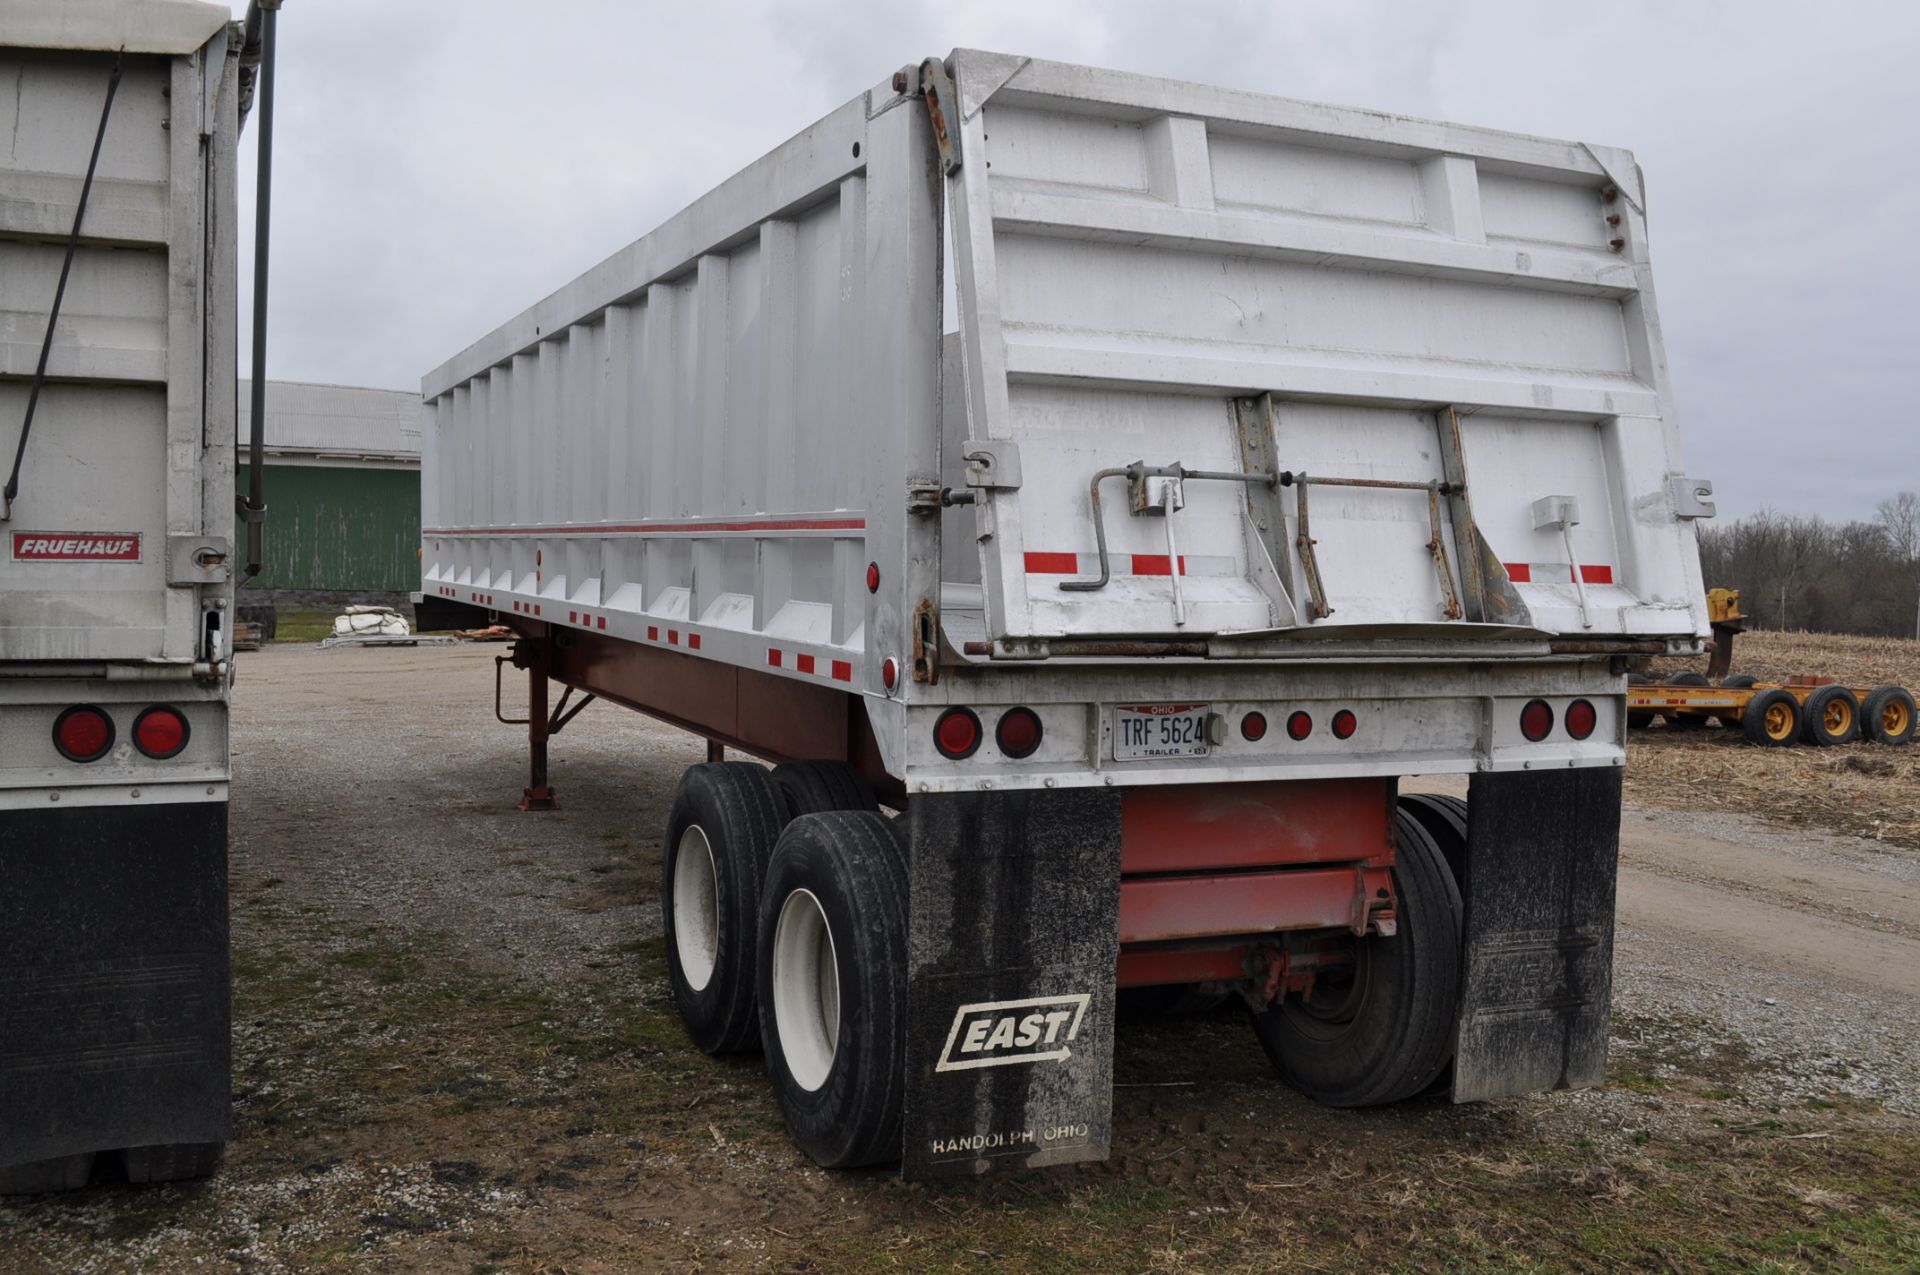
[500, 637, 558, 811]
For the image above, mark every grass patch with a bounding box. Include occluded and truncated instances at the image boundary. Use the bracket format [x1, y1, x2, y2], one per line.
[267, 608, 338, 643]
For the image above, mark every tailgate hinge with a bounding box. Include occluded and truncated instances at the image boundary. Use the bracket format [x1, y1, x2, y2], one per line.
[895, 58, 962, 174]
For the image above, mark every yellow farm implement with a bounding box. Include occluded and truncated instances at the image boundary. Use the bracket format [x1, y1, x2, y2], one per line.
[1627, 590, 1916, 747]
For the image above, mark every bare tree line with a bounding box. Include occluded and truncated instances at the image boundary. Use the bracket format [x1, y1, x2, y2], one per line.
[1695, 492, 1920, 638]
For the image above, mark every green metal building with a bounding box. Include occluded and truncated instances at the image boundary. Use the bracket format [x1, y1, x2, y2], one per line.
[235, 380, 421, 600]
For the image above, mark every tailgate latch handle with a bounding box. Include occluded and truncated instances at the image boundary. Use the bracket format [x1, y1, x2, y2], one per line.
[1061, 462, 1277, 625]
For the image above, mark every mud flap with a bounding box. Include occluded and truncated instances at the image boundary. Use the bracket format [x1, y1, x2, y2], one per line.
[1, 802, 231, 1182]
[1453, 768, 1622, 1102]
[903, 789, 1121, 1179]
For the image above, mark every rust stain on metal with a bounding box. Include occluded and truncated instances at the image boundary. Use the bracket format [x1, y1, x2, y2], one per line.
[911, 596, 939, 684]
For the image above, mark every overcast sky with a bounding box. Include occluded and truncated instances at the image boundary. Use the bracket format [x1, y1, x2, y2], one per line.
[227, 0, 1919, 523]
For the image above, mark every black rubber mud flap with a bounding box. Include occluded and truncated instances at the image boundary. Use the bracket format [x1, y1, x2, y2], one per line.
[1, 802, 231, 1185]
[1454, 769, 1622, 1103]
[903, 790, 1121, 1179]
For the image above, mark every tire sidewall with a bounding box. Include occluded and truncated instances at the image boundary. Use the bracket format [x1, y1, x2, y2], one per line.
[662, 766, 768, 1054]
[757, 813, 906, 1168]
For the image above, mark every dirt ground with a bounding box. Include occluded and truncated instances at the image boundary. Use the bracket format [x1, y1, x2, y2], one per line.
[3, 641, 1918, 1272]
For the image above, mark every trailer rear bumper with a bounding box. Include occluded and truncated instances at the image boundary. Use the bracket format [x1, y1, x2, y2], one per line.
[0, 801, 231, 1182]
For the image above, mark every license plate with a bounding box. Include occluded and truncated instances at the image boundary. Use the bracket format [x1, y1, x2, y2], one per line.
[1113, 704, 1210, 761]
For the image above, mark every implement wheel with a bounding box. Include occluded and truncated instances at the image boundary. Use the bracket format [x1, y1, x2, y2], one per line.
[1742, 689, 1801, 747]
[1800, 685, 1860, 747]
[758, 812, 909, 1168]
[1722, 674, 1758, 689]
[662, 763, 786, 1055]
[1863, 685, 1917, 746]
[1252, 810, 1462, 1107]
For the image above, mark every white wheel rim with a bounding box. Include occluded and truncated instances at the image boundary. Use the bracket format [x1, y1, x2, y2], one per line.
[672, 825, 719, 992]
[772, 887, 840, 1092]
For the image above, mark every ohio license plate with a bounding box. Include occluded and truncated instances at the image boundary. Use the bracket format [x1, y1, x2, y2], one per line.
[1113, 704, 1210, 761]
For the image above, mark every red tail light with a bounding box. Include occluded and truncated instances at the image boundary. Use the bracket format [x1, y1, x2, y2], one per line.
[133, 706, 191, 759]
[1331, 709, 1357, 739]
[53, 705, 115, 763]
[1286, 711, 1313, 741]
[1240, 711, 1268, 742]
[995, 707, 1043, 759]
[934, 707, 981, 760]
[1520, 699, 1554, 742]
[1565, 698, 1597, 740]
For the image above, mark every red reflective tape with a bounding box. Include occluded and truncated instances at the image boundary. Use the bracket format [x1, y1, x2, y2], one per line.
[569, 611, 577, 623]
[534, 605, 541, 616]
[1024, 551, 1080, 574]
[831, 659, 853, 682]
[597, 617, 606, 629]
[648, 626, 659, 641]
[1504, 563, 1531, 583]
[797, 654, 815, 675]
[668, 629, 679, 645]
[767, 648, 782, 667]
[1580, 564, 1614, 584]
[688, 633, 701, 650]
[1132, 554, 1182, 576]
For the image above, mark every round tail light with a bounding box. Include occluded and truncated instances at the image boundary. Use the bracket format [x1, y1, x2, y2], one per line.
[1286, 711, 1313, 741]
[866, 562, 881, 593]
[1565, 698, 1597, 741]
[1520, 699, 1555, 742]
[53, 705, 115, 763]
[133, 706, 191, 759]
[1240, 711, 1268, 742]
[1331, 709, 1357, 739]
[933, 707, 981, 760]
[995, 707, 1043, 759]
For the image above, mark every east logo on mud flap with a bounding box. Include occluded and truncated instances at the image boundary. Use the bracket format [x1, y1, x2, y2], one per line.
[934, 993, 1091, 1072]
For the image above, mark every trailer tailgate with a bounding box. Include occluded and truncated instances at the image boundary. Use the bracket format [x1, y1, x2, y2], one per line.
[939, 51, 1709, 647]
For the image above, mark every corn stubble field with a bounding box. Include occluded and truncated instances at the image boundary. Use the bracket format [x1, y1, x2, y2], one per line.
[1, 634, 1917, 1272]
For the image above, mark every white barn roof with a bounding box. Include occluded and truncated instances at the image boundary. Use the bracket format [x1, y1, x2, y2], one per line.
[238, 380, 421, 467]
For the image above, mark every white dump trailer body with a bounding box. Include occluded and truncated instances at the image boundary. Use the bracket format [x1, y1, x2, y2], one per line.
[1, 0, 241, 1191]
[421, 51, 1710, 1179]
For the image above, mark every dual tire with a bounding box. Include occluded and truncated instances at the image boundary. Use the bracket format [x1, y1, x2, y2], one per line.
[661, 761, 905, 1167]
[1251, 807, 1463, 1107]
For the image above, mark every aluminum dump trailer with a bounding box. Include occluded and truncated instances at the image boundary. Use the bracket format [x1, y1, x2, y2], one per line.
[1, 0, 245, 1192]
[418, 51, 1715, 1179]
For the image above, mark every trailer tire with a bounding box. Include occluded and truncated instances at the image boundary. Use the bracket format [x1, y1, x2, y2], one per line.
[1396, 792, 1469, 898]
[771, 761, 879, 820]
[1800, 684, 1860, 747]
[662, 763, 786, 1055]
[758, 812, 909, 1169]
[1252, 810, 1462, 1108]
[1742, 689, 1801, 747]
[1863, 685, 1916, 746]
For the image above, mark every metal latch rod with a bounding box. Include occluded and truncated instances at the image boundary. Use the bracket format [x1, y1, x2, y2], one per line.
[1060, 462, 1276, 593]
[1288, 473, 1464, 622]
